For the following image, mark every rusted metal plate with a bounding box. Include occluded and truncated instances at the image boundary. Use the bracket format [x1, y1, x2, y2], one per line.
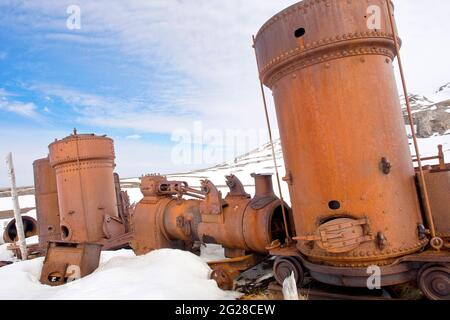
[40, 241, 102, 286]
[421, 169, 450, 240]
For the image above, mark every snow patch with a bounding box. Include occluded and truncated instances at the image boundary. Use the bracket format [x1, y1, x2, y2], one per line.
[0, 249, 239, 300]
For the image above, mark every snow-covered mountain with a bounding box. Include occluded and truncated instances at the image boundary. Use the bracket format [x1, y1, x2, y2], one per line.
[401, 83, 450, 138]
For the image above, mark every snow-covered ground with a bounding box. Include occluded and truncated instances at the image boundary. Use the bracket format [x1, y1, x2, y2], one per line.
[0, 248, 239, 300]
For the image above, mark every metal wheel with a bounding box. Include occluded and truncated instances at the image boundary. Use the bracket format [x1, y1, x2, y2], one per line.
[273, 256, 304, 287]
[418, 265, 450, 300]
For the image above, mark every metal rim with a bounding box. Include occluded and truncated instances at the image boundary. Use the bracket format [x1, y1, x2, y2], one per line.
[418, 265, 450, 300]
[273, 256, 304, 287]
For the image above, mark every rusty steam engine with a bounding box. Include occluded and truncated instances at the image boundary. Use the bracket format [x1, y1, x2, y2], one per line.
[4, 0, 449, 300]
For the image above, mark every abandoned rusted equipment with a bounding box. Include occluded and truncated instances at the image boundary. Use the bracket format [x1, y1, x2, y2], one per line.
[254, 0, 449, 300]
[7, 243, 42, 260]
[33, 157, 61, 249]
[37, 131, 132, 286]
[209, 255, 266, 291]
[416, 147, 450, 248]
[3, 216, 38, 244]
[131, 173, 292, 289]
[48, 131, 126, 243]
[40, 241, 102, 286]
[131, 174, 291, 256]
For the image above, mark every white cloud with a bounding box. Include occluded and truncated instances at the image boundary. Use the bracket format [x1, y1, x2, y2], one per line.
[126, 134, 142, 140]
[0, 88, 40, 119]
[0, 100, 39, 118]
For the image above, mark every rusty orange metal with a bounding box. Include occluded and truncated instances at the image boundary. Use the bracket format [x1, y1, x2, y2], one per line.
[40, 241, 102, 286]
[131, 174, 291, 257]
[254, 0, 450, 300]
[420, 168, 450, 245]
[48, 131, 125, 243]
[3, 216, 38, 244]
[33, 157, 61, 249]
[254, 0, 426, 267]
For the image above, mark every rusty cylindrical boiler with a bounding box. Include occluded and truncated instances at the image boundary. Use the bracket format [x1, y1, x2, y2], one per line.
[33, 157, 61, 248]
[48, 132, 125, 243]
[255, 0, 428, 277]
[131, 174, 292, 257]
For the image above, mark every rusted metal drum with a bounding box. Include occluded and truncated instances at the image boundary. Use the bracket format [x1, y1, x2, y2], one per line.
[33, 157, 61, 248]
[48, 133, 122, 243]
[254, 0, 426, 266]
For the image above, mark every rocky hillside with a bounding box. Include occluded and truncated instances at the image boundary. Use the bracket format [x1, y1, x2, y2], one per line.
[401, 83, 450, 138]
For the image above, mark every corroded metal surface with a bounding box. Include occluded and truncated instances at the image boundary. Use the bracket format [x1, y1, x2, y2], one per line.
[418, 264, 450, 300]
[254, 0, 425, 266]
[33, 157, 61, 248]
[420, 168, 450, 242]
[48, 132, 124, 243]
[131, 174, 292, 257]
[40, 241, 102, 286]
[3, 216, 38, 243]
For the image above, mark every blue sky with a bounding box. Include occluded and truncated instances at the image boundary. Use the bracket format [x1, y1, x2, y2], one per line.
[0, 0, 449, 186]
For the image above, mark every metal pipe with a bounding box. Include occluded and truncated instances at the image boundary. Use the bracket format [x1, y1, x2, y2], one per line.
[385, 0, 440, 247]
[5, 152, 28, 260]
[252, 35, 291, 243]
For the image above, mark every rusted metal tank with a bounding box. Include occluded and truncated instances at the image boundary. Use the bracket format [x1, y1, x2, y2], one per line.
[131, 174, 291, 257]
[48, 131, 125, 243]
[33, 157, 61, 248]
[254, 0, 426, 267]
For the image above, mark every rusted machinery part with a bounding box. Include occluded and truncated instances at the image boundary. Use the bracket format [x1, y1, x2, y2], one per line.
[131, 174, 292, 256]
[418, 264, 450, 300]
[211, 268, 235, 291]
[209, 254, 266, 291]
[7, 243, 43, 260]
[273, 256, 304, 287]
[40, 241, 102, 286]
[419, 164, 450, 245]
[48, 131, 125, 243]
[3, 216, 38, 244]
[254, 0, 426, 267]
[33, 157, 61, 249]
[269, 244, 448, 289]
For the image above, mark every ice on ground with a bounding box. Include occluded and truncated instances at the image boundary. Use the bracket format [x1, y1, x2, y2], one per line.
[0, 249, 240, 300]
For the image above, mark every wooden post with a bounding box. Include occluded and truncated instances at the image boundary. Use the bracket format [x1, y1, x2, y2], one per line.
[5, 152, 28, 260]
